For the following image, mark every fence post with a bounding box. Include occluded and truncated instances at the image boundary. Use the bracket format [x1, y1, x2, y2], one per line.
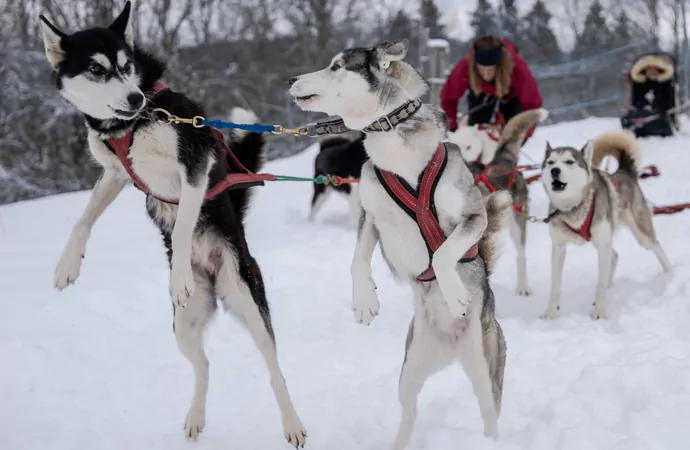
[425, 37, 449, 108]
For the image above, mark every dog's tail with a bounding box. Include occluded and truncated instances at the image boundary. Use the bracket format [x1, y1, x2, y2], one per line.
[493, 108, 549, 160]
[478, 190, 513, 276]
[226, 107, 267, 217]
[590, 130, 638, 175]
[318, 135, 353, 153]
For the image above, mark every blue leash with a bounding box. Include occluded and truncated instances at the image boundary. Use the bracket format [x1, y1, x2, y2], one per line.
[200, 119, 277, 134]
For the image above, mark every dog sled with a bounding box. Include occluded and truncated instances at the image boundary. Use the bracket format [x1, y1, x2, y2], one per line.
[621, 52, 680, 138]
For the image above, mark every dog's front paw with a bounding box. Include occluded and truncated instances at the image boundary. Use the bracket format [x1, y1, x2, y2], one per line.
[589, 305, 608, 320]
[516, 286, 533, 296]
[352, 285, 379, 325]
[184, 406, 205, 440]
[437, 273, 470, 318]
[170, 263, 196, 307]
[539, 306, 559, 320]
[283, 415, 307, 448]
[53, 230, 88, 291]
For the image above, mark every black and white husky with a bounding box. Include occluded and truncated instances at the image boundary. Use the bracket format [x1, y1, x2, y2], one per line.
[540, 130, 672, 320]
[40, 2, 306, 446]
[309, 133, 367, 226]
[289, 40, 510, 448]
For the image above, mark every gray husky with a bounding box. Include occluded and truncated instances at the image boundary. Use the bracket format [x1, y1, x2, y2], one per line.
[467, 108, 549, 295]
[40, 2, 306, 446]
[289, 40, 510, 448]
[540, 130, 672, 320]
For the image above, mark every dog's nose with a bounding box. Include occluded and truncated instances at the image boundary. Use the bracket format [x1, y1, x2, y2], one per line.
[551, 167, 561, 178]
[127, 92, 145, 109]
[288, 77, 298, 86]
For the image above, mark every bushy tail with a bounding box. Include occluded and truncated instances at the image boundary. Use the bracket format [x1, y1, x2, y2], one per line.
[478, 190, 512, 276]
[319, 135, 353, 153]
[227, 107, 266, 218]
[591, 130, 638, 175]
[493, 108, 549, 160]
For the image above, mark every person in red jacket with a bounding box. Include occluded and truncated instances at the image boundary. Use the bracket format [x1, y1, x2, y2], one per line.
[440, 35, 543, 138]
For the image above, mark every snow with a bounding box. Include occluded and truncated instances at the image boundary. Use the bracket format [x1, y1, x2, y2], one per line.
[427, 38, 450, 51]
[2, 117, 690, 450]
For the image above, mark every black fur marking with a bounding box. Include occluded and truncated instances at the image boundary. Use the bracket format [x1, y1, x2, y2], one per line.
[462, 213, 480, 231]
[357, 209, 366, 238]
[238, 253, 275, 341]
[341, 48, 379, 90]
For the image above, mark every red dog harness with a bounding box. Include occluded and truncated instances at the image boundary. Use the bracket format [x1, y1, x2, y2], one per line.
[473, 165, 524, 212]
[476, 123, 501, 143]
[103, 80, 275, 204]
[374, 143, 479, 282]
[565, 196, 595, 241]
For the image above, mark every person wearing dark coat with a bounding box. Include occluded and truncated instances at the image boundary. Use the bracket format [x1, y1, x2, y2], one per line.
[621, 53, 680, 138]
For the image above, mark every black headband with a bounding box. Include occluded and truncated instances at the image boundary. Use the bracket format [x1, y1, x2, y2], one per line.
[474, 42, 503, 66]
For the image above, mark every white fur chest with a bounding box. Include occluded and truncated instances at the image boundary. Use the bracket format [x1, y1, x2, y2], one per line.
[88, 123, 183, 200]
[128, 123, 182, 199]
[359, 157, 469, 281]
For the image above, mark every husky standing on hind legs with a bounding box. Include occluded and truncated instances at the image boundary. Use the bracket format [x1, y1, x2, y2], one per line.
[289, 39, 509, 448]
[40, 2, 306, 446]
[540, 130, 672, 320]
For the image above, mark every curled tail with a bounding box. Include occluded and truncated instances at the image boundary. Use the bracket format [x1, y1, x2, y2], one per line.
[493, 108, 549, 160]
[227, 107, 266, 218]
[478, 190, 512, 276]
[591, 130, 638, 175]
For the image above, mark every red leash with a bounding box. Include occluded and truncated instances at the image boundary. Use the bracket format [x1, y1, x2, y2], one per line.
[653, 203, 690, 215]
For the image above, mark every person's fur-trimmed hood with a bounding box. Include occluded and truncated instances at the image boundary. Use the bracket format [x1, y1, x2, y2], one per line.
[630, 54, 675, 83]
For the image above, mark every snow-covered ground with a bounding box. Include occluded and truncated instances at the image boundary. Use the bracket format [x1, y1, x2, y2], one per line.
[2, 118, 690, 450]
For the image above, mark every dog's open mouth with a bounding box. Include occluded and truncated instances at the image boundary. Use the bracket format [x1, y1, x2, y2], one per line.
[551, 180, 567, 191]
[110, 107, 140, 120]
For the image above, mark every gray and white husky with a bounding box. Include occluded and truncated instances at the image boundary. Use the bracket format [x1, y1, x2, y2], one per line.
[540, 130, 672, 320]
[289, 40, 510, 448]
[466, 108, 549, 296]
[40, 2, 306, 446]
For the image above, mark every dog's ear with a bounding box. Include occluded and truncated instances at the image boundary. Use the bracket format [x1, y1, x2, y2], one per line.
[39, 15, 66, 68]
[545, 141, 554, 154]
[374, 40, 408, 70]
[581, 140, 594, 166]
[109, 0, 134, 48]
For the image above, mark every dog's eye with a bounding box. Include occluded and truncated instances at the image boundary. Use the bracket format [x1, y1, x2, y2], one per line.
[565, 160, 575, 165]
[122, 61, 132, 73]
[547, 160, 555, 165]
[89, 64, 106, 76]
[331, 62, 341, 71]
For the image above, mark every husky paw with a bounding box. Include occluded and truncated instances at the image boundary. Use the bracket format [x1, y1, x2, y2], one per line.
[516, 286, 533, 296]
[170, 263, 196, 307]
[184, 406, 205, 440]
[352, 284, 379, 325]
[53, 228, 89, 291]
[539, 307, 559, 320]
[437, 274, 471, 318]
[283, 416, 307, 448]
[484, 422, 499, 439]
[589, 306, 608, 320]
